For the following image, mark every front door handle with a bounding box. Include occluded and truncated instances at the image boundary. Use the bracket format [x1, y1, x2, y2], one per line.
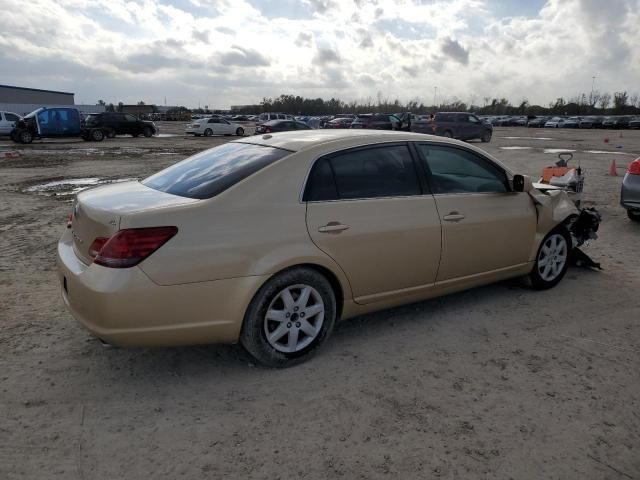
[443, 212, 465, 222]
[318, 223, 350, 233]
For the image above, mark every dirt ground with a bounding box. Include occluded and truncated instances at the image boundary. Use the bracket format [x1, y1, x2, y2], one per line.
[1, 123, 639, 479]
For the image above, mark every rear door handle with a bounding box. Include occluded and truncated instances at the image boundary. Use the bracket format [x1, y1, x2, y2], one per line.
[443, 213, 465, 222]
[318, 223, 350, 233]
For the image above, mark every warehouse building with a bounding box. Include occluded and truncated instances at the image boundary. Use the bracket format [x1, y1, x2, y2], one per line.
[0, 84, 104, 116]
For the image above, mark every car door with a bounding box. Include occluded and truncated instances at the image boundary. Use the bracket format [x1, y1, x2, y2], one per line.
[416, 143, 536, 282]
[219, 119, 234, 134]
[305, 143, 442, 304]
[466, 115, 483, 139]
[123, 114, 140, 134]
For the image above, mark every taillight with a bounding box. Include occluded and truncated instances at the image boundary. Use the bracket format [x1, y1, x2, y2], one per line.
[88, 237, 108, 258]
[92, 226, 178, 268]
[628, 158, 640, 175]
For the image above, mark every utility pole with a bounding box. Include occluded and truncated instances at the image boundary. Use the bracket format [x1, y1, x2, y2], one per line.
[590, 75, 596, 110]
[433, 86, 438, 108]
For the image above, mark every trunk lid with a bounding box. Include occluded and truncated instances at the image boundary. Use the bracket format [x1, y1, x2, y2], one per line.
[70, 181, 198, 264]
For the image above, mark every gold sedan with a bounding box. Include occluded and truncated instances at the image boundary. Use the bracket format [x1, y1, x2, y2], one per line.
[58, 130, 585, 367]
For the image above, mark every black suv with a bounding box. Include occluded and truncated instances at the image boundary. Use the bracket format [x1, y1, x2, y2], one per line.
[84, 112, 157, 137]
[431, 112, 493, 142]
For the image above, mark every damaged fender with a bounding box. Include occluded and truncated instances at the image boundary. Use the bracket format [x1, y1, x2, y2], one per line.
[527, 188, 579, 260]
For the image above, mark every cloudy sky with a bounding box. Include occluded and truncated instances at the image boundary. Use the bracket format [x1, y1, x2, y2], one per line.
[0, 0, 638, 108]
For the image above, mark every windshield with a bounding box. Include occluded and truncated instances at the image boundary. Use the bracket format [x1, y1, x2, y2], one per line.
[24, 108, 44, 119]
[143, 142, 292, 199]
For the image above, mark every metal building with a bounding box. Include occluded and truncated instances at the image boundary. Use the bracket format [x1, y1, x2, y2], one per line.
[0, 84, 75, 105]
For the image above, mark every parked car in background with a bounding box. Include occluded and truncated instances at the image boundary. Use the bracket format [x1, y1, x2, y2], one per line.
[545, 117, 566, 128]
[430, 112, 493, 142]
[629, 117, 640, 129]
[185, 116, 245, 136]
[0, 111, 21, 135]
[621, 157, 640, 221]
[578, 117, 594, 128]
[410, 116, 433, 134]
[350, 114, 402, 130]
[58, 130, 599, 367]
[324, 118, 354, 129]
[589, 116, 604, 128]
[527, 116, 549, 128]
[255, 120, 311, 134]
[11, 107, 108, 143]
[603, 116, 630, 129]
[85, 112, 157, 138]
[257, 113, 294, 124]
[564, 117, 580, 128]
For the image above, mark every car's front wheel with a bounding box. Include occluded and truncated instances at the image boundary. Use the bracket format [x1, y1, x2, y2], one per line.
[142, 126, 153, 137]
[91, 129, 105, 142]
[528, 229, 571, 289]
[204, 128, 213, 137]
[240, 267, 337, 368]
[19, 130, 33, 144]
[236, 127, 244, 136]
[481, 130, 492, 143]
[628, 209, 640, 222]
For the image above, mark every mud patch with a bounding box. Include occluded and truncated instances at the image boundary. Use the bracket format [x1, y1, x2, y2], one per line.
[500, 146, 533, 150]
[23, 177, 138, 198]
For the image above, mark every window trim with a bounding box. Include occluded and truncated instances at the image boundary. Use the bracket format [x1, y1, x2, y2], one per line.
[301, 141, 430, 203]
[414, 142, 513, 195]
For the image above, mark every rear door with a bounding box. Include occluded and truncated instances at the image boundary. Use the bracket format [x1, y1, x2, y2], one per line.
[305, 143, 442, 304]
[416, 143, 536, 282]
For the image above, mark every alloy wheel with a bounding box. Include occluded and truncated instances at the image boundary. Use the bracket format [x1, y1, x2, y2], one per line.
[537, 233, 568, 282]
[263, 284, 325, 353]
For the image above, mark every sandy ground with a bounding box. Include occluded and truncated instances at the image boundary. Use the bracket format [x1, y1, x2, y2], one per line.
[1, 124, 639, 479]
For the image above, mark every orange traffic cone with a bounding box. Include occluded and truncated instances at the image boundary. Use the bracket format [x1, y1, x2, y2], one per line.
[609, 159, 618, 176]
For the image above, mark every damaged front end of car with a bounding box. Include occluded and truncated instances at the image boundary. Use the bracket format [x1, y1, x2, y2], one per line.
[529, 187, 602, 269]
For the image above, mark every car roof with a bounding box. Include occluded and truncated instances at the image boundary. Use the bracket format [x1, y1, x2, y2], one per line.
[236, 129, 513, 173]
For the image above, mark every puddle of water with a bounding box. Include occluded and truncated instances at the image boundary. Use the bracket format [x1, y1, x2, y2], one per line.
[544, 148, 576, 154]
[500, 146, 533, 150]
[24, 177, 138, 197]
[583, 150, 634, 156]
[502, 136, 555, 140]
[156, 133, 179, 138]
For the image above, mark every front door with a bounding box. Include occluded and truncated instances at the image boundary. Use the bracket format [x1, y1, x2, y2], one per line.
[416, 143, 536, 282]
[305, 143, 442, 304]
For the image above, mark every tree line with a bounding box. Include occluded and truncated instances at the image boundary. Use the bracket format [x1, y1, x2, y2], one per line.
[231, 91, 640, 116]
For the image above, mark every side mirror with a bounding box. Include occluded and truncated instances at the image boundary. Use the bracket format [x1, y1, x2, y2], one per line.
[513, 174, 533, 193]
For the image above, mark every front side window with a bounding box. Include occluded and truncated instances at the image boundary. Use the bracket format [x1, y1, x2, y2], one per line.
[124, 114, 138, 122]
[468, 115, 479, 123]
[143, 142, 291, 199]
[304, 145, 421, 201]
[418, 145, 508, 194]
[5, 113, 19, 122]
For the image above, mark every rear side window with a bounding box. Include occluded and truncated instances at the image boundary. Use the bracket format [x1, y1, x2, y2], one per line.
[418, 145, 508, 194]
[304, 145, 421, 201]
[143, 142, 291, 199]
[5, 113, 19, 121]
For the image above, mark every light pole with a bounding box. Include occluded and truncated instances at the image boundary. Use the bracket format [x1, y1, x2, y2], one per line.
[590, 76, 596, 110]
[433, 86, 438, 108]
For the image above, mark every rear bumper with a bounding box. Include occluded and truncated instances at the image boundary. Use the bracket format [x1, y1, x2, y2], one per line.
[57, 230, 267, 347]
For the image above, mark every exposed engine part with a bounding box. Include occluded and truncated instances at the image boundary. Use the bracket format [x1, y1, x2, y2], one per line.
[564, 207, 602, 248]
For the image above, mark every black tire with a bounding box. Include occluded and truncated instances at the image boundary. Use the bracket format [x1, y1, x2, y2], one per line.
[204, 128, 212, 137]
[142, 126, 153, 137]
[240, 267, 337, 368]
[443, 130, 453, 138]
[236, 127, 244, 136]
[91, 129, 105, 142]
[481, 130, 492, 143]
[9, 130, 16, 142]
[527, 228, 571, 290]
[105, 129, 116, 139]
[18, 130, 33, 144]
[628, 210, 640, 222]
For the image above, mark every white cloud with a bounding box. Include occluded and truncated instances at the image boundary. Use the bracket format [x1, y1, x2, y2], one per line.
[0, 0, 638, 108]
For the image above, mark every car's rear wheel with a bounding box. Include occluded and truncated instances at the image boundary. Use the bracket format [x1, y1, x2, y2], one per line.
[443, 130, 453, 138]
[481, 130, 492, 143]
[628, 209, 640, 222]
[91, 129, 105, 142]
[236, 127, 244, 136]
[142, 126, 153, 137]
[240, 267, 336, 368]
[528, 229, 570, 289]
[204, 128, 213, 137]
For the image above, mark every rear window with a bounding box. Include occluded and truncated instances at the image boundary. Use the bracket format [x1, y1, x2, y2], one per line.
[143, 142, 291, 199]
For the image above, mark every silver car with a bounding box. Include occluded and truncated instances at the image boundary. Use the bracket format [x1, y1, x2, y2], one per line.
[621, 158, 640, 221]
